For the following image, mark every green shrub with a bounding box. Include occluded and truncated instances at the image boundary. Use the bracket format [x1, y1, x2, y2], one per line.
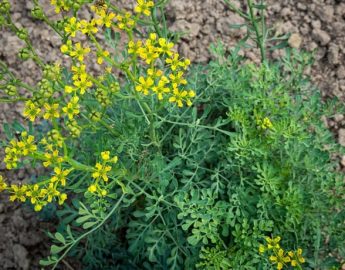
[0, 0, 344, 269]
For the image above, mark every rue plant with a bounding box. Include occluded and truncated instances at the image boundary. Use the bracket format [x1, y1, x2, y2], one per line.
[0, 0, 344, 269]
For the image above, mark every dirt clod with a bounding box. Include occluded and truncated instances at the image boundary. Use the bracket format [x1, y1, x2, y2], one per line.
[288, 33, 303, 48]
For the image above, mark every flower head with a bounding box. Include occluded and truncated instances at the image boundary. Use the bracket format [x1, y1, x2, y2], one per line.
[64, 17, 80, 37]
[136, 76, 154, 95]
[73, 73, 93, 94]
[92, 163, 112, 182]
[9, 185, 28, 202]
[0, 175, 7, 192]
[134, 0, 154, 16]
[51, 167, 71, 186]
[43, 103, 60, 120]
[62, 96, 80, 119]
[96, 10, 115, 28]
[80, 19, 98, 35]
[157, 38, 174, 56]
[70, 42, 91, 62]
[23, 100, 41, 122]
[269, 248, 291, 270]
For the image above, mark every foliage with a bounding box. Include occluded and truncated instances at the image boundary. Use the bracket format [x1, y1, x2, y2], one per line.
[0, 0, 345, 269]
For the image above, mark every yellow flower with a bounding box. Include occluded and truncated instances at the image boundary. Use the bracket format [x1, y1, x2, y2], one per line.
[22, 134, 37, 156]
[269, 248, 291, 270]
[289, 248, 305, 267]
[128, 40, 143, 55]
[157, 38, 174, 56]
[58, 193, 67, 205]
[64, 17, 80, 37]
[91, 3, 107, 15]
[147, 68, 163, 80]
[23, 100, 41, 122]
[71, 64, 87, 80]
[96, 50, 110, 64]
[51, 0, 70, 13]
[70, 42, 91, 62]
[0, 175, 7, 192]
[96, 10, 115, 28]
[260, 117, 273, 129]
[266, 236, 281, 249]
[62, 96, 80, 119]
[116, 12, 135, 31]
[169, 71, 187, 88]
[134, 0, 154, 16]
[43, 150, 63, 167]
[26, 184, 43, 204]
[60, 39, 72, 54]
[181, 58, 191, 70]
[148, 33, 157, 43]
[80, 19, 98, 35]
[92, 163, 112, 182]
[111, 156, 118, 163]
[101, 151, 110, 161]
[88, 184, 97, 193]
[41, 183, 60, 203]
[64, 85, 76, 94]
[296, 249, 305, 263]
[73, 73, 93, 94]
[43, 103, 60, 120]
[166, 53, 182, 71]
[9, 185, 28, 202]
[4, 141, 20, 169]
[169, 88, 195, 107]
[139, 44, 159, 64]
[34, 201, 46, 212]
[152, 78, 170, 100]
[259, 244, 266, 254]
[51, 167, 71, 186]
[136, 76, 154, 95]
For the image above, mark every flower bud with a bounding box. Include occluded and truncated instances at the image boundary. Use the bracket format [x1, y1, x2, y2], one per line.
[18, 48, 31, 60]
[5, 84, 18, 96]
[16, 28, 29, 40]
[89, 110, 101, 122]
[55, 20, 65, 31]
[31, 6, 44, 20]
[72, 3, 81, 11]
[109, 81, 120, 93]
[0, 0, 11, 14]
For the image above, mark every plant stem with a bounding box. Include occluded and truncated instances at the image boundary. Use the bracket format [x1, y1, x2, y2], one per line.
[51, 194, 125, 270]
[247, 0, 266, 62]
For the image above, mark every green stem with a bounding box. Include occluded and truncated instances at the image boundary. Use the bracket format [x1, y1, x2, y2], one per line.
[0, 97, 28, 103]
[247, 0, 266, 62]
[32, 151, 94, 172]
[51, 194, 125, 270]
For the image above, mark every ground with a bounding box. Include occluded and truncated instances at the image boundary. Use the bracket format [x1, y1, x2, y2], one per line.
[0, 0, 344, 269]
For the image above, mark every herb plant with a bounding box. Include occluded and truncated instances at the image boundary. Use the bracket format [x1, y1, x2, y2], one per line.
[0, 0, 344, 269]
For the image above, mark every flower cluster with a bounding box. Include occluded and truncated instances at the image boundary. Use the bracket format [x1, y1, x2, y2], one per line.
[259, 236, 305, 270]
[256, 116, 273, 130]
[11, 183, 67, 212]
[130, 34, 195, 107]
[0, 172, 68, 212]
[1, 128, 70, 211]
[0, 0, 195, 214]
[89, 151, 118, 197]
[4, 131, 37, 169]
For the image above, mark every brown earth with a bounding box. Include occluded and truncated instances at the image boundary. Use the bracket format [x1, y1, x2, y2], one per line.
[0, 0, 344, 269]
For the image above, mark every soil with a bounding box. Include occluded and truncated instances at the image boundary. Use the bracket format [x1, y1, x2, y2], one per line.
[0, 0, 344, 269]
